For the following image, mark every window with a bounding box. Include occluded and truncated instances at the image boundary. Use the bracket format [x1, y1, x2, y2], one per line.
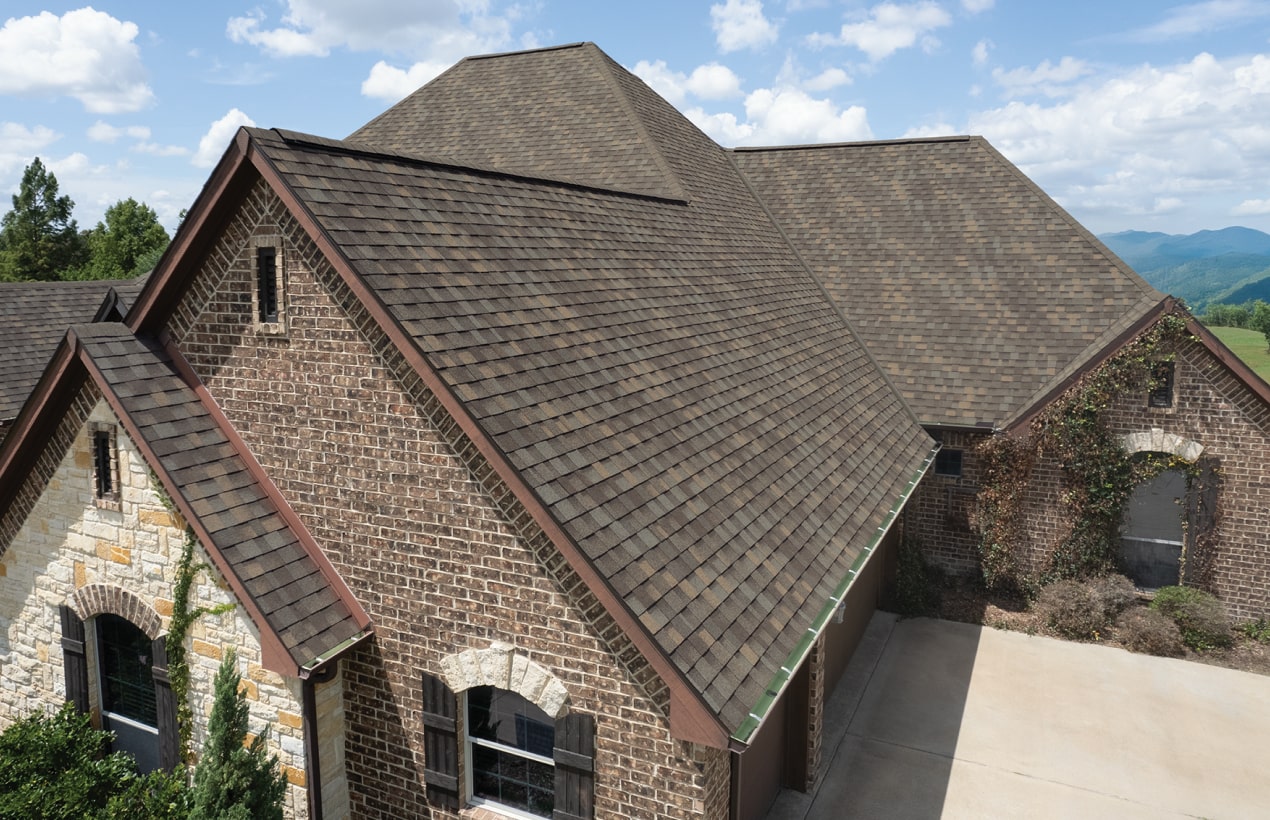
[96, 614, 161, 772]
[934, 448, 963, 477]
[252, 236, 285, 332]
[1148, 361, 1175, 408]
[91, 425, 119, 507]
[467, 686, 555, 818]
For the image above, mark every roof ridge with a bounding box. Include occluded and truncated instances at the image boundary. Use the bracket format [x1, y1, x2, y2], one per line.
[273, 127, 691, 205]
[464, 41, 589, 61]
[732, 135, 973, 153]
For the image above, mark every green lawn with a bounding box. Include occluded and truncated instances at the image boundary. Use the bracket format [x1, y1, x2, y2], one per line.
[1207, 325, 1270, 382]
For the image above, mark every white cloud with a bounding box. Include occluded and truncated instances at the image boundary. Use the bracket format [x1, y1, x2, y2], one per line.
[227, 0, 518, 61]
[633, 60, 743, 106]
[805, 67, 852, 92]
[193, 109, 256, 168]
[688, 86, 874, 146]
[961, 52, 1270, 226]
[88, 122, 152, 143]
[711, 0, 779, 53]
[360, 60, 452, 101]
[0, 123, 59, 178]
[992, 56, 1093, 97]
[972, 39, 992, 67]
[135, 142, 190, 158]
[0, 9, 153, 113]
[1233, 198, 1270, 215]
[962, 0, 994, 12]
[902, 122, 958, 138]
[1126, 0, 1270, 42]
[810, 2, 952, 62]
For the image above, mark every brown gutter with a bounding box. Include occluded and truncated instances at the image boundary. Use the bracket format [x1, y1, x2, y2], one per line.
[241, 135, 733, 748]
[1005, 297, 1176, 435]
[158, 333, 375, 649]
[302, 661, 340, 820]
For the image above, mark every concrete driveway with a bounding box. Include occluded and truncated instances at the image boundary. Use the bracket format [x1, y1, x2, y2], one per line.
[768, 613, 1270, 819]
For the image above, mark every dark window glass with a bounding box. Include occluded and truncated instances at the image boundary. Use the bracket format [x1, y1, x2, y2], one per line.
[468, 686, 554, 817]
[934, 448, 963, 477]
[256, 246, 278, 323]
[93, 430, 115, 498]
[1149, 361, 1175, 408]
[97, 614, 156, 726]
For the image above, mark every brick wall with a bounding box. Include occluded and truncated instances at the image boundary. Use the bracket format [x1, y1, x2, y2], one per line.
[174, 181, 727, 818]
[903, 429, 985, 575]
[0, 398, 309, 815]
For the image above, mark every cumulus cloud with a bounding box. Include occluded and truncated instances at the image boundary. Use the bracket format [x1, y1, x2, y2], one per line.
[88, 122, 151, 143]
[193, 109, 256, 168]
[0, 123, 59, 178]
[360, 60, 452, 101]
[1233, 198, 1270, 215]
[992, 56, 1092, 97]
[227, 0, 517, 60]
[633, 60, 743, 106]
[809, 2, 951, 62]
[0, 9, 153, 113]
[711, 0, 779, 53]
[687, 85, 873, 147]
[960, 52, 1270, 225]
[805, 67, 852, 92]
[972, 39, 992, 67]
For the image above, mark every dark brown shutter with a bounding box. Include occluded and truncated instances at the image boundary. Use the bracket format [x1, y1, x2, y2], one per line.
[58, 606, 89, 714]
[421, 672, 459, 809]
[151, 636, 180, 771]
[553, 712, 595, 820]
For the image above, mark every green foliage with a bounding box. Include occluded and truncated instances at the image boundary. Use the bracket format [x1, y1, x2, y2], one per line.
[1237, 618, 1270, 643]
[104, 769, 190, 820]
[189, 650, 287, 820]
[1252, 299, 1270, 351]
[1201, 302, 1252, 328]
[892, 532, 943, 617]
[1150, 585, 1233, 651]
[0, 158, 87, 281]
[1114, 607, 1185, 657]
[67, 198, 169, 281]
[0, 704, 137, 819]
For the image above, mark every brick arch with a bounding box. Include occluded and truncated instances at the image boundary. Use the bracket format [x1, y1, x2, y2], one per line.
[438, 642, 570, 719]
[68, 584, 163, 639]
[1121, 428, 1204, 462]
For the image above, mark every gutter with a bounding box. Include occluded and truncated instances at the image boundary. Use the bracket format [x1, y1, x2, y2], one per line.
[302, 660, 341, 820]
[730, 445, 938, 746]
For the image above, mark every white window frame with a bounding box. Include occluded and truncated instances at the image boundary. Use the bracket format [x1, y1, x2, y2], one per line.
[463, 688, 556, 820]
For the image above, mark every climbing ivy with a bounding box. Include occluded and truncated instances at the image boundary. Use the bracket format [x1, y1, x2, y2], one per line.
[975, 314, 1195, 590]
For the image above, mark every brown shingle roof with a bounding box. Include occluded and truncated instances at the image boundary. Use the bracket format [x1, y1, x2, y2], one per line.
[71, 324, 369, 672]
[246, 45, 934, 732]
[0, 279, 139, 423]
[734, 137, 1165, 428]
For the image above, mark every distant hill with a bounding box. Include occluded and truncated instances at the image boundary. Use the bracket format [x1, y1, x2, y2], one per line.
[1099, 226, 1270, 311]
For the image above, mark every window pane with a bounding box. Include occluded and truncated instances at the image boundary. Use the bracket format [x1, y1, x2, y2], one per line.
[97, 614, 156, 726]
[468, 686, 556, 817]
[471, 743, 554, 818]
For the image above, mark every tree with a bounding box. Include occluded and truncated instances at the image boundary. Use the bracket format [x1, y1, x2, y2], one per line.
[67, 197, 169, 281]
[1251, 299, 1270, 351]
[0, 158, 87, 281]
[188, 650, 287, 820]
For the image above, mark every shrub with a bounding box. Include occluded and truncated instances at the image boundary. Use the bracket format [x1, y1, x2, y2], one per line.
[1034, 579, 1107, 639]
[893, 533, 943, 617]
[1150, 585, 1233, 651]
[1090, 574, 1138, 617]
[1238, 618, 1270, 644]
[0, 703, 138, 820]
[1114, 608, 1185, 657]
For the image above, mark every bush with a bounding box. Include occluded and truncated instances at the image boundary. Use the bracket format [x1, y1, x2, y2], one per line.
[1238, 618, 1270, 644]
[1114, 608, 1185, 657]
[1150, 585, 1233, 651]
[1034, 580, 1106, 639]
[1090, 574, 1138, 617]
[0, 704, 138, 820]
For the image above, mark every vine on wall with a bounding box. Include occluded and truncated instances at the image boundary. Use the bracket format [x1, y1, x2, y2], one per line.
[974, 314, 1197, 591]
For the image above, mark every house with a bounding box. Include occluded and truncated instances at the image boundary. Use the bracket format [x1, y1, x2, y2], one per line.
[736, 137, 1270, 617]
[0, 43, 935, 819]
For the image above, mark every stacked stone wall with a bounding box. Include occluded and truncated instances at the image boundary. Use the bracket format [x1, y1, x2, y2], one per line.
[174, 181, 726, 818]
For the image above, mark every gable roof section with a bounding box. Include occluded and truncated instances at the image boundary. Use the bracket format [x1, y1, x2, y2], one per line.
[734, 136, 1165, 429]
[0, 278, 140, 424]
[348, 43, 687, 202]
[0, 323, 371, 676]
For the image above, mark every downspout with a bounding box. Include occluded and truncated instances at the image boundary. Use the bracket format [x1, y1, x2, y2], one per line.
[728, 447, 938, 817]
[302, 661, 340, 820]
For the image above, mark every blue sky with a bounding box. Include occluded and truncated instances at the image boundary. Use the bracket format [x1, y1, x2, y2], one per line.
[3, 1, 1270, 237]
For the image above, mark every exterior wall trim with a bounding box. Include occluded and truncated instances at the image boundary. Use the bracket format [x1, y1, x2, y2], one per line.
[1121, 428, 1204, 461]
[439, 642, 571, 719]
[69, 584, 163, 639]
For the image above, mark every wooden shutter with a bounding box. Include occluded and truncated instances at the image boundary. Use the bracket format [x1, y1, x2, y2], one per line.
[421, 672, 459, 810]
[553, 712, 595, 820]
[58, 606, 90, 714]
[151, 636, 180, 771]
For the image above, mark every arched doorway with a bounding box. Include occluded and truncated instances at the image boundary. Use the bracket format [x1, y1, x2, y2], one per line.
[95, 613, 161, 772]
[1120, 468, 1187, 589]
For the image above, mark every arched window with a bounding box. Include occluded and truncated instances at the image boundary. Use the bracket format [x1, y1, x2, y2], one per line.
[466, 686, 555, 817]
[96, 614, 161, 773]
[1120, 468, 1187, 589]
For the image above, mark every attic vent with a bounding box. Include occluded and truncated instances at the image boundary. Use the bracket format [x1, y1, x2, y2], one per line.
[251, 235, 286, 335]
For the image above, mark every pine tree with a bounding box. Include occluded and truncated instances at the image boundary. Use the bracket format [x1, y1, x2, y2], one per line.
[0, 158, 87, 281]
[188, 650, 287, 820]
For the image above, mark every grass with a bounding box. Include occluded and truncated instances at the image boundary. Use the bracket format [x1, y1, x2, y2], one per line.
[1207, 326, 1270, 382]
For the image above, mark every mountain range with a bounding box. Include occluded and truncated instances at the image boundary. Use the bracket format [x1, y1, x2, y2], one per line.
[1098, 226, 1270, 311]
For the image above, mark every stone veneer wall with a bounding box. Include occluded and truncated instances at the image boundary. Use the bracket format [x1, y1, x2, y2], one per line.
[0, 398, 311, 816]
[170, 180, 730, 818]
